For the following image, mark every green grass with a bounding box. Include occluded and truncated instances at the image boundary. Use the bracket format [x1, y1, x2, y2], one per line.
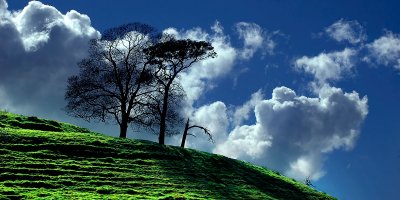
[0, 111, 336, 199]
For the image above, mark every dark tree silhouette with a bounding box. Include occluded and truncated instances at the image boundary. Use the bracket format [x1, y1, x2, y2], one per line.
[181, 118, 214, 148]
[65, 23, 159, 138]
[141, 81, 186, 137]
[144, 38, 216, 145]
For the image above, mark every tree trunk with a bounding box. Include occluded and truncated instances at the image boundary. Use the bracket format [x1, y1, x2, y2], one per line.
[181, 118, 190, 148]
[159, 119, 166, 144]
[159, 85, 170, 145]
[119, 122, 128, 138]
[119, 114, 128, 138]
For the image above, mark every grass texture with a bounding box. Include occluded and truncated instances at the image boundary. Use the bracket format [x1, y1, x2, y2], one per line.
[0, 111, 335, 199]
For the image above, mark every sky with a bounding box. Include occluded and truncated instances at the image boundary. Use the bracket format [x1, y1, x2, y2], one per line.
[1, 0, 400, 199]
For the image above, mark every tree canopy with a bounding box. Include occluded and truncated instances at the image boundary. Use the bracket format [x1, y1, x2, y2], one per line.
[65, 23, 159, 138]
[143, 38, 216, 144]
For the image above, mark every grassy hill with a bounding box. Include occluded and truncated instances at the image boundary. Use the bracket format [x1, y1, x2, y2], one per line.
[0, 111, 335, 199]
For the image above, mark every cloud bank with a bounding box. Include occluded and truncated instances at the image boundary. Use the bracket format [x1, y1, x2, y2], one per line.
[0, 0, 99, 118]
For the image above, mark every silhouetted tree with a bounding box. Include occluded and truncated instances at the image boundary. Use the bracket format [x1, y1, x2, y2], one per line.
[181, 118, 214, 148]
[65, 23, 159, 138]
[141, 81, 186, 137]
[144, 38, 216, 144]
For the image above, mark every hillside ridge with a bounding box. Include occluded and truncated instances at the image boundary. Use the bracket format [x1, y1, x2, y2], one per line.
[0, 111, 335, 199]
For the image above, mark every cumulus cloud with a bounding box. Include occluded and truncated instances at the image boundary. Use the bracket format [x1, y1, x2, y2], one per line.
[12, 2, 98, 52]
[214, 123, 271, 161]
[266, 26, 370, 180]
[295, 48, 357, 84]
[325, 19, 366, 45]
[235, 22, 276, 59]
[365, 31, 400, 70]
[215, 86, 368, 181]
[0, 0, 100, 118]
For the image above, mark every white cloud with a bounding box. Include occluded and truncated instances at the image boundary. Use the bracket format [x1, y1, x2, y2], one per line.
[164, 21, 238, 104]
[214, 85, 368, 181]
[0, 0, 100, 119]
[366, 31, 400, 70]
[235, 22, 276, 59]
[325, 19, 366, 45]
[295, 48, 357, 83]
[214, 123, 271, 161]
[286, 156, 326, 181]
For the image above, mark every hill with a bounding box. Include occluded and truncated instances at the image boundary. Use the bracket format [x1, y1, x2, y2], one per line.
[0, 111, 335, 199]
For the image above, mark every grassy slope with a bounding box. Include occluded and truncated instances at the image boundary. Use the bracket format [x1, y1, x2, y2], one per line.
[0, 111, 335, 199]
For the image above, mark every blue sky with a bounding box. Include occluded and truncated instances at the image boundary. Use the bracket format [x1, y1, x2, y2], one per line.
[2, 0, 400, 199]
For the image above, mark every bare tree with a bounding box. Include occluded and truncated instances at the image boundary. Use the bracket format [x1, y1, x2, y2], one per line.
[144, 38, 216, 144]
[181, 118, 214, 148]
[65, 23, 159, 138]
